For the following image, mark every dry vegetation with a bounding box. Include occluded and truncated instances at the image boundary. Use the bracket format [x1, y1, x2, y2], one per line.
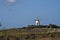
[0, 25, 60, 40]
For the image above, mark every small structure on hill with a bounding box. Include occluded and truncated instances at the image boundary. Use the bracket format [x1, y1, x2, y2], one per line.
[35, 18, 40, 26]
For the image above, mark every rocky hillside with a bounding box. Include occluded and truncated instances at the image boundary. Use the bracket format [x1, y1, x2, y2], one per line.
[0, 25, 60, 40]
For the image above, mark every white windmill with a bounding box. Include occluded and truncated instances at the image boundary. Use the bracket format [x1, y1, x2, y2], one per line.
[35, 18, 40, 26]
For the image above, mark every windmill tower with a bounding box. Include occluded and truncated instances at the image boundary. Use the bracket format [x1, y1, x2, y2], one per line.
[35, 18, 40, 26]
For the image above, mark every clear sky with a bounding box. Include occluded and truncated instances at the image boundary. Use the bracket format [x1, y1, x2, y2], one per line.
[0, 0, 60, 29]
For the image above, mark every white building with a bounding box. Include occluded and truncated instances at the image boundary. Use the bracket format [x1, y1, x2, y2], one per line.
[35, 18, 40, 26]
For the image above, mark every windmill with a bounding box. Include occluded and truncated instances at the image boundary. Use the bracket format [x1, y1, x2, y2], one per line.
[35, 18, 40, 26]
[33, 18, 40, 33]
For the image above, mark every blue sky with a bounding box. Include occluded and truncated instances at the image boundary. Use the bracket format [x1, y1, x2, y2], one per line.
[0, 0, 60, 29]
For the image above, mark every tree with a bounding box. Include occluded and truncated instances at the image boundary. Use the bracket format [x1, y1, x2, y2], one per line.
[49, 24, 57, 28]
